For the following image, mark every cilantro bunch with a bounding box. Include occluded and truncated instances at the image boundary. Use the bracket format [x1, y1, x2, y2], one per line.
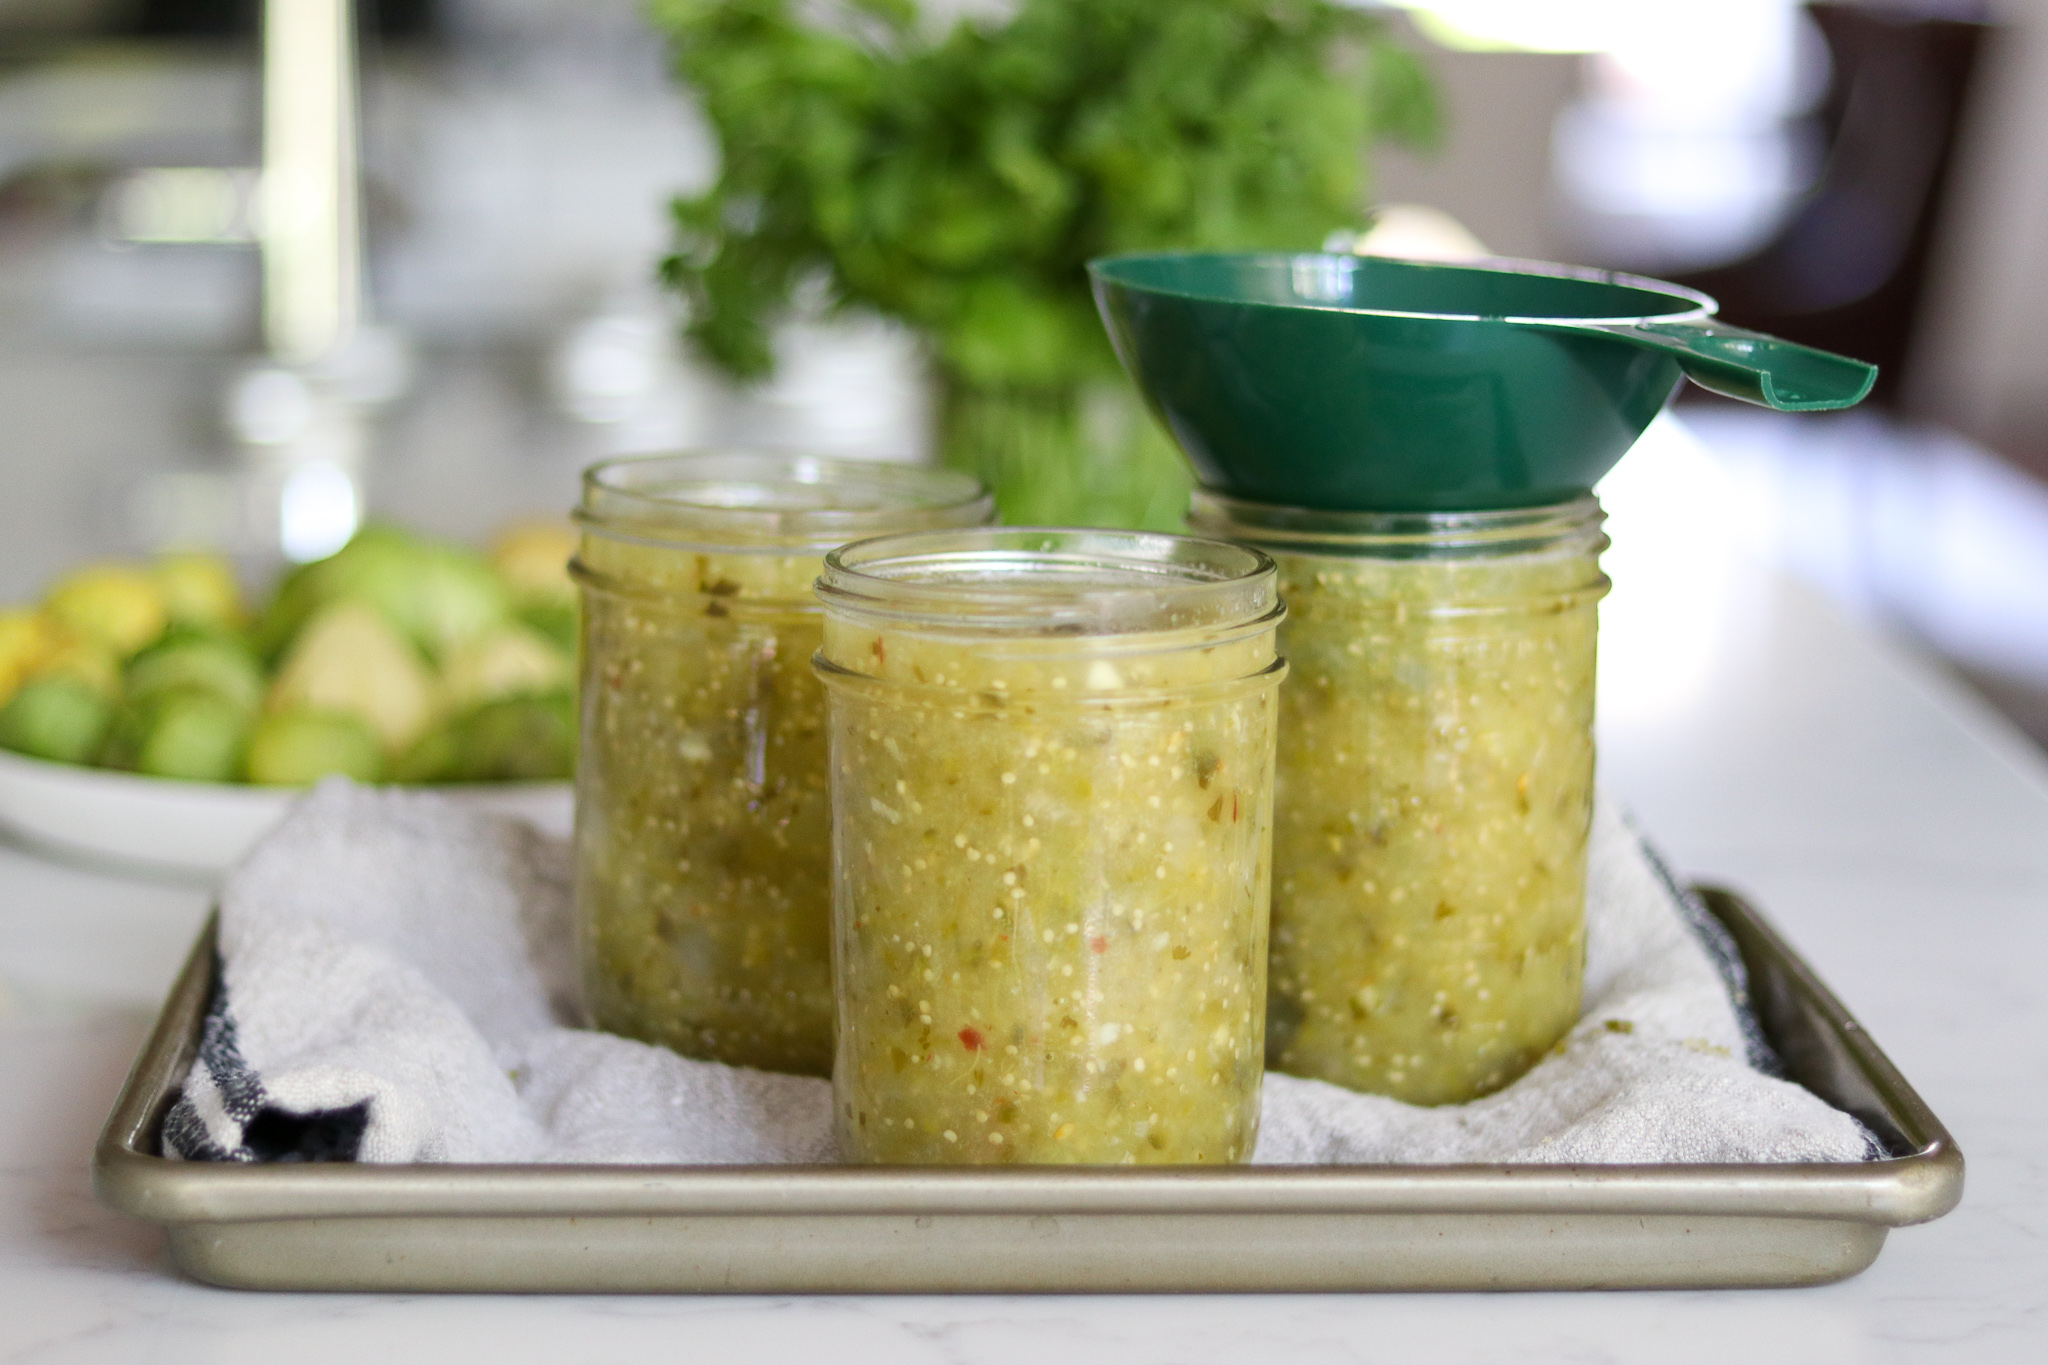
[653, 0, 1436, 521]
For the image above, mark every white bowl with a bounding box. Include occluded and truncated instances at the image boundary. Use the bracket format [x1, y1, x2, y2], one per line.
[0, 747, 573, 876]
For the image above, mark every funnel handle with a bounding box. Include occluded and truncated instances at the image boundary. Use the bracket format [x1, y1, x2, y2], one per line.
[1574, 317, 1877, 412]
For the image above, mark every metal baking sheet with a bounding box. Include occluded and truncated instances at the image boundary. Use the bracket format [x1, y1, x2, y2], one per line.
[92, 887, 1962, 1293]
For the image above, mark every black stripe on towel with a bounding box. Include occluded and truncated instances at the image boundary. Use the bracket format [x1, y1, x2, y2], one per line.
[160, 951, 371, 1163]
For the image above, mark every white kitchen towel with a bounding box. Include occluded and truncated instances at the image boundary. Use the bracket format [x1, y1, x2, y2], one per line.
[162, 781, 1873, 1166]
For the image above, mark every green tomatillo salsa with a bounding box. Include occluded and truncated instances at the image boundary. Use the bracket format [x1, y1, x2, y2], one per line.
[815, 529, 1285, 1162]
[1190, 496, 1609, 1106]
[573, 455, 990, 1076]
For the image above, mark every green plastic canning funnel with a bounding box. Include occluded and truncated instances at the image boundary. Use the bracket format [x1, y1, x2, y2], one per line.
[1089, 252, 1878, 512]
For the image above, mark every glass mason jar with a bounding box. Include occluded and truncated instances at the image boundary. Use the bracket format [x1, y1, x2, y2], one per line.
[1187, 494, 1611, 1106]
[814, 528, 1286, 1164]
[573, 454, 992, 1076]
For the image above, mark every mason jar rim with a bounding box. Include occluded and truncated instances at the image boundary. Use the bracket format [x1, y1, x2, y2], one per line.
[578, 451, 992, 551]
[817, 527, 1280, 640]
[1187, 491, 1605, 558]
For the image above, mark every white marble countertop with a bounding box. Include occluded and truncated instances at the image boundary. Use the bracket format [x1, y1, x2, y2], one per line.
[4, 435, 2047, 1361]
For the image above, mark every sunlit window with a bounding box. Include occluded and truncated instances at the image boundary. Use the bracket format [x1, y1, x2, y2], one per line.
[1391, 0, 1830, 272]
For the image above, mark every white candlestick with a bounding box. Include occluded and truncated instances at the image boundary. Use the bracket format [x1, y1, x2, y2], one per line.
[261, 0, 362, 367]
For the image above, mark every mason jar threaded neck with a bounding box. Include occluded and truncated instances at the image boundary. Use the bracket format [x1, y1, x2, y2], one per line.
[816, 527, 1281, 643]
[578, 451, 993, 554]
[1187, 491, 1606, 561]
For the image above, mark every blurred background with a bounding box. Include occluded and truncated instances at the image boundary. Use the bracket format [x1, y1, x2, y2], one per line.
[2, 0, 2044, 746]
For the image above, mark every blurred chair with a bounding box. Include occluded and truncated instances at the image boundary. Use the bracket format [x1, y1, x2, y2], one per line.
[1668, 3, 1989, 406]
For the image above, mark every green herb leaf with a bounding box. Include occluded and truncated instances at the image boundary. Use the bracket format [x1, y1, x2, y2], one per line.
[653, 0, 1439, 523]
